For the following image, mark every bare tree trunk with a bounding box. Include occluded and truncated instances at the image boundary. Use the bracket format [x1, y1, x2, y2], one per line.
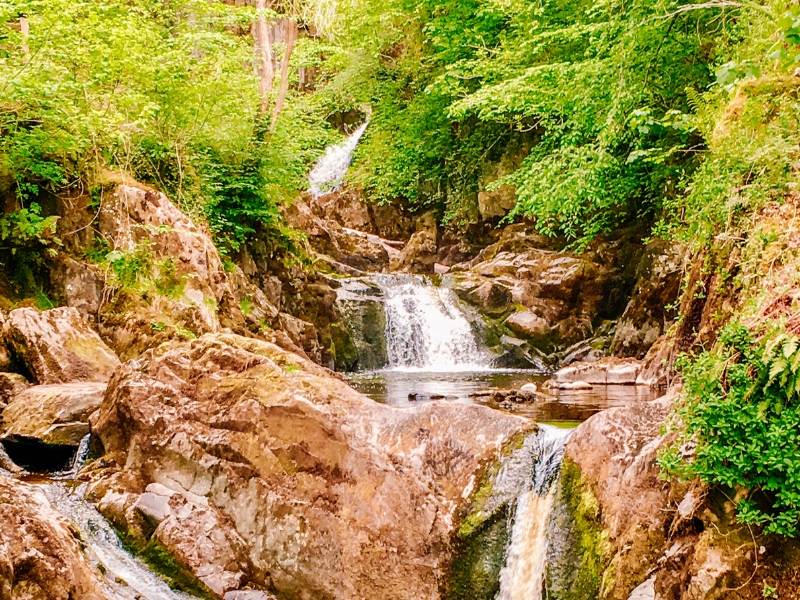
[269, 18, 297, 132]
[19, 14, 29, 58]
[254, 0, 275, 117]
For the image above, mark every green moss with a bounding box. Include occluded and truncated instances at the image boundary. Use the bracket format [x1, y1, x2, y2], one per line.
[448, 504, 511, 600]
[117, 528, 214, 599]
[545, 459, 612, 600]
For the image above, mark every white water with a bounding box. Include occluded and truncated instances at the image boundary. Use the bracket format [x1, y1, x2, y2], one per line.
[497, 426, 571, 600]
[308, 120, 369, 198]
[42, 483, 195, 600]
[374, 273, 489, 371]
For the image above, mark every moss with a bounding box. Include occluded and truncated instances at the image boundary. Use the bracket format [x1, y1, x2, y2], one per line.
[448, 504, 511, 600]
[448, 429, 535, 598]
[545, 459, 612, 600]
[117, 528, 215, 599]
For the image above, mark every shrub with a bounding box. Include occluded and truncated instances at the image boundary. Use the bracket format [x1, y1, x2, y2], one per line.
[662, 322, 800, 537]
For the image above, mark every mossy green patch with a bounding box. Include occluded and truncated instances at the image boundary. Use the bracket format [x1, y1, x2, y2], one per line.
[117, 528, 215, 599]
[545, 459, 612, 600]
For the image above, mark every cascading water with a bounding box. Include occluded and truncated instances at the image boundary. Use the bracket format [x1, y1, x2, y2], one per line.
[496, 426, 571, 600]
[308, 120, 369, 198]
[41, 483, 195, 600]
[374, 273, 488, 371]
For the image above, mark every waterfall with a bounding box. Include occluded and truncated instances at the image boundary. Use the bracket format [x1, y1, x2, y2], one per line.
[55, 433, 92, 480]
[496, 426, 571, 600]
[308, 120, 369, 198]
[374, 273, 488, 371]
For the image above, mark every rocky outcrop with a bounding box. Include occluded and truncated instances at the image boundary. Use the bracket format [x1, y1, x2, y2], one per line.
[309, 188, 415, 242]
[332, 278, 388, 371]
[610, 241, 684, 358]
[447, 233, 618, 355]
[391, 212, 439, 274]
[0, 475, 107, 599]
[2, 307, 120, 384]
[1, 382, 105, 446]
[549, 357, 643, 387]
[86, 333, 529, 599]
[549, 391, 781, 600]
[0, 372, 29, 410]
[284, 196, 390, 273]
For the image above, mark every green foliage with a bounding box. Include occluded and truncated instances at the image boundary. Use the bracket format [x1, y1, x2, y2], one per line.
[0, 0, 338, 263]
[0, 203, 61, 291]
[663, 322, 800, 537]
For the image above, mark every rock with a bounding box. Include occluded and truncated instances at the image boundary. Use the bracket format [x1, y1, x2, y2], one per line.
[519, 383, 538, 398]
[548, 393, 675, 599]
[627, 576, 656, 600]
[98, 181, 229, 332]
[0, 312, 11, 372]
[391, 230, 438, 274]
[333, 279, 387, 371]
[505, 310, 551, 341]
[553, 357, 643, 386]
[284, 196, 390, 273]
[88, 333, 529, 599]
[0, 372, 30, 409]
[1, 382, 105, 446]
[611, 241, 685, 358]
[446, 230, 620, 353]
[50, 255, 105, 315]
[546, 380, 593, 390]
[3, 307, 120, 384]
[0, 474, 107, 599]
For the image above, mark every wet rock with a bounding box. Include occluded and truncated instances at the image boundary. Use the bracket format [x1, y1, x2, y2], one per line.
[611, 241, 685, 358]
[3, 307, 120, 384]
[553, 357, 642, 386]
[0, 474, 107, 599]
[1, 382, 106, 446]
[550, 393, 675, 599]
[333, 278, 387, 371]
[88, 333, 529, 599]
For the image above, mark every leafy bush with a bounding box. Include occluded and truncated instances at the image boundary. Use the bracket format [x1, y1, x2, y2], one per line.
[0, 203, 61, 290]
[662, 323, 800, 536]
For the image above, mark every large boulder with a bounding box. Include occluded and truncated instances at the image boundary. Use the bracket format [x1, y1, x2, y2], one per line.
[1, 382, 105, 447]
[390, 212, 439, 274]
[0, 475, 107, 599]
[548, 391, 777, 600]
[87, 333, 529, 599]
[3, 307, 120, 384]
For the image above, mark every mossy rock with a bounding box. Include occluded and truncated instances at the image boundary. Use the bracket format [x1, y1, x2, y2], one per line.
[448, 504, 511, 600]
[544, 458, 612, 600]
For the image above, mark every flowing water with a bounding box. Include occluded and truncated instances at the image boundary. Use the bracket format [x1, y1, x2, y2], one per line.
[496, 426, 571, 600]
[374, 273, 489, 371]
[41, 482, 195, 600]
[4, 433, 196, 599]
[308, 120, 369, 198]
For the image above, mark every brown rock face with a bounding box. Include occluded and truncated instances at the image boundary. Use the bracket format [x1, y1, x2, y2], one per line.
[3, 307, 120, 384]
[391, 212, 439, 274]
[0, 475, 107, 599]
[1, 382, 105, 446]
[557, 392, 771, 599]
[88, 333, 528, 599]
[610, 241, 685, 358]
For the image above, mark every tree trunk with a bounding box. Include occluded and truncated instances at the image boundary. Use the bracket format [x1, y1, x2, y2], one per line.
[254, 0, 275, 117]
[269, 18, 297, 132]
[19, 14, 29, 57]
